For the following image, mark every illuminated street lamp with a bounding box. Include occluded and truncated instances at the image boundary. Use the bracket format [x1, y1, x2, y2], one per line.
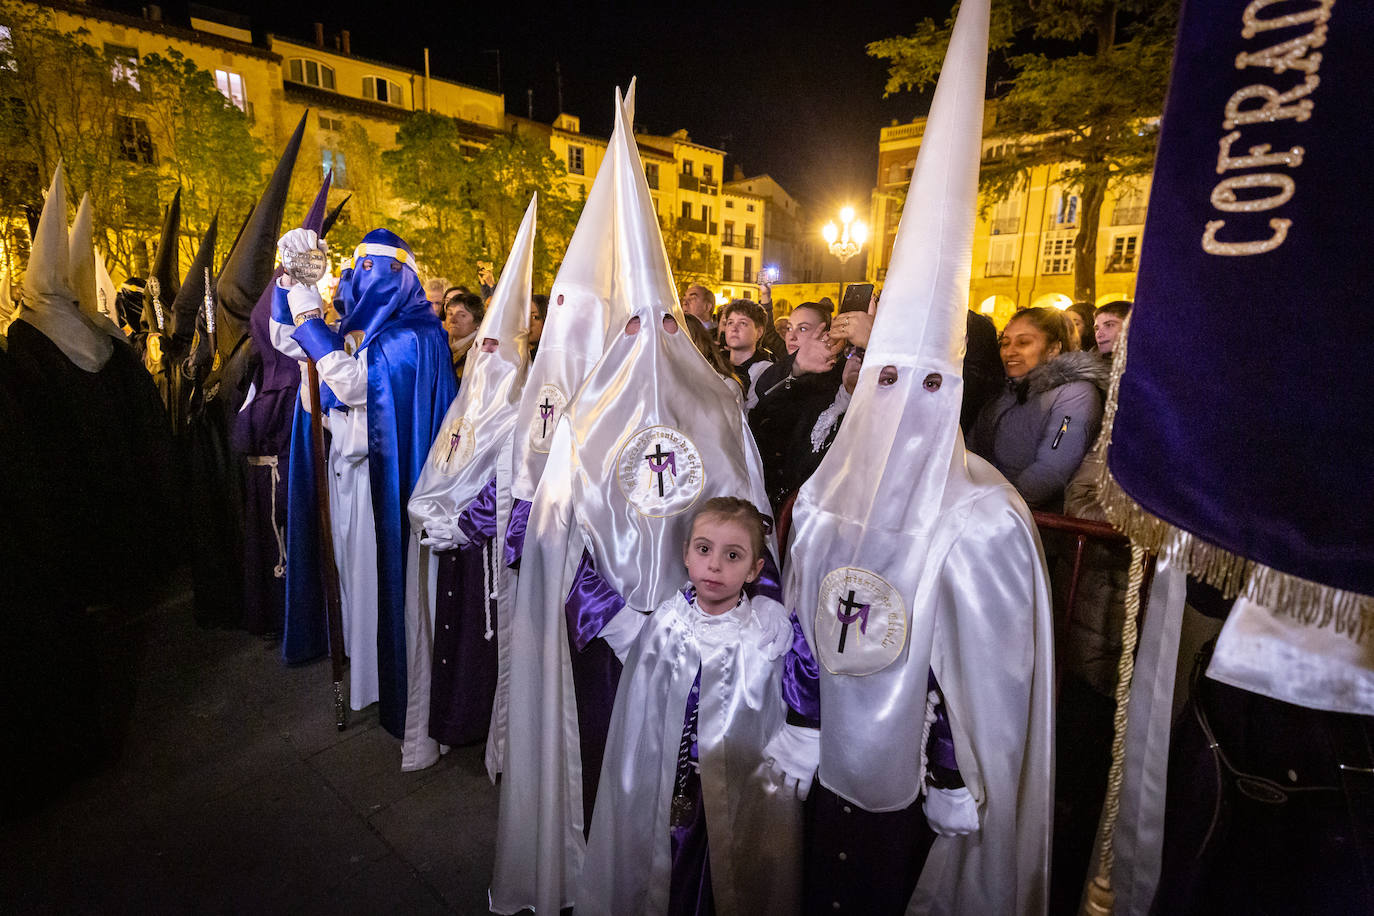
[822, 206, 868, 264]
[822, 206, 869, 301]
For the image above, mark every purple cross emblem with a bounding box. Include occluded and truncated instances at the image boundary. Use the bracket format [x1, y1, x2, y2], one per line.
[538, 397, 554, 437]
[644, 443, 677, 497]
[835, 589, 871, 653]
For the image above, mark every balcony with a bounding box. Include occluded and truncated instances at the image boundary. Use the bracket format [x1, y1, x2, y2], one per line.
[1112, 206, 1147, 226]
[721, 234, 759, 249]
[990, 217, 1020, 235]
[679, 173, 699, 192]
[677, 217, 718, 236]
[985, 261, 1015, 277]
[720, 269, 761, 284]
[1104, 255, 1137, 273]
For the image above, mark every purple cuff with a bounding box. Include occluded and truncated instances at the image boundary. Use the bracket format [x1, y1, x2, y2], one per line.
[456, 477, 499, 544]
[565, 550, 626, 653]
[926, 669, 962, 786]
[291, 317, 343, 361]
[781, 611, 820, 726]
[504, 498, 531, 568]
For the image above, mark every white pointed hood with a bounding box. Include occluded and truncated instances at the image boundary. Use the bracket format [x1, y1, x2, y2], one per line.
[94, 249, 120, 329]
[566, 84, 774, 613]
[19, 163, 113, 371]
[509, 80, 637, 501]
[786, 0, 991, 790]
[68, 193, 124, 337]
[786, 17, 1054, 913]
[410, 193, 536, 532]
[793, 0, 987, 549]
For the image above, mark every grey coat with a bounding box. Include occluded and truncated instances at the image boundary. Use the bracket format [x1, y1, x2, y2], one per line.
[967, 350, 1109, 510]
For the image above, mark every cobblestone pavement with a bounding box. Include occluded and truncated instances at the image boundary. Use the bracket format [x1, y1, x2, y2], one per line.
[1, 575, 503, 915]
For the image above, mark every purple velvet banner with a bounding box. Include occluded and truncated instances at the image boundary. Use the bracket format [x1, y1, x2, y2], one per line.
[1110, 0, 1373, 595]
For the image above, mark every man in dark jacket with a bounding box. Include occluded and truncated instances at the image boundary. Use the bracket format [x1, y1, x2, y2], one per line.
[748, 301, 844, 510]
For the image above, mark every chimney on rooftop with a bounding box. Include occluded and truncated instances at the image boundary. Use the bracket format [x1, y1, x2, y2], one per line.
[341, 30, 351, 55]
[146, 4, 162, 21]
[314, 22, 324, 48]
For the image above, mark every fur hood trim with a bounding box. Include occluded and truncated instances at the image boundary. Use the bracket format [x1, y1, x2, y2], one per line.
[1021, 350, 1110, 397]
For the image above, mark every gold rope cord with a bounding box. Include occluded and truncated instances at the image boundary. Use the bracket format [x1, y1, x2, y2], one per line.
[1079, 543, 1146, 915]
[1081, 315, 1373, 912]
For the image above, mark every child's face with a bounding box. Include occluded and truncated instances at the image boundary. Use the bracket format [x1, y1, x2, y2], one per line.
[683, 514, 764, 616]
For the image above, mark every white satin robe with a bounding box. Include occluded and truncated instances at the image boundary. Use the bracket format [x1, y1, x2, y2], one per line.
[578, 590, 801, 916]
[272, 319, 381, 714]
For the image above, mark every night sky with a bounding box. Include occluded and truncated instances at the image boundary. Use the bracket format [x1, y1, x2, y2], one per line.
[121, 0, 955, 214]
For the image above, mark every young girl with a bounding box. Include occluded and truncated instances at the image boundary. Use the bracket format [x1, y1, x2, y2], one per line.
[577, 497, 802, 916]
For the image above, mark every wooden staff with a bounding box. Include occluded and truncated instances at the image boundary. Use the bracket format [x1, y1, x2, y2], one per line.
[306, 356, 348, 731]
[287, 245, 347, 730]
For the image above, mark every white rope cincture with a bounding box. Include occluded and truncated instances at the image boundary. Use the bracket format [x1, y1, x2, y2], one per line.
[917, 687, 939, 794]
[246, 455, 287, 577]
[482, 539, 495, 641]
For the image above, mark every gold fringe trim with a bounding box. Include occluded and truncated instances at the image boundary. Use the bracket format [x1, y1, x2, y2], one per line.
[1092, 314, 1374, 641]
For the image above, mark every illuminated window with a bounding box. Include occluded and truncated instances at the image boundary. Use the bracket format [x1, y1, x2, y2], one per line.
[1041, 232, 1074, 275]
[214, 69, 246, 110]
[322, 149, 348, 190]
[567, 144, 584, 175]
[106, 43, 140, 90]
[702, 164, 713, 182]
[1050, 190, 1079, 228]
[682, 160, 694, 176]
[117, 116, 154, 164]
[362, 76, 403, 106]
[318, 115, 345, 132]
[1106, 234, 1139, 273]
[985, 237, 1016, 277]
[288, 58, 335, 90]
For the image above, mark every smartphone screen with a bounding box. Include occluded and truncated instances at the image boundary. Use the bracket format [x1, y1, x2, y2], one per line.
[839, 282, 874, 314]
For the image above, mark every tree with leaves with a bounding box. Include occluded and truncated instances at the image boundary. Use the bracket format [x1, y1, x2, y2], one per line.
[381, 112, 480, 279]
[870, 0, 1176, 301]
[662, 221, 721, 294]
[0, 2, 269, 281]
[384, 116, 580, 290]
[466, 131, 580, 291]
[140, 49, 267, 265]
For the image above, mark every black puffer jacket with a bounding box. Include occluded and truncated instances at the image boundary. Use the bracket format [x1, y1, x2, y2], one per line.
[748, 353, 844, 510]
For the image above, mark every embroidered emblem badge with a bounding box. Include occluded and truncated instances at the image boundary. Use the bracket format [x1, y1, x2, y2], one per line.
[529, 383, 567, 453]
[435, 415, 475, 474]
[616, 425, 704, 518]
[815, 566, 906, 676]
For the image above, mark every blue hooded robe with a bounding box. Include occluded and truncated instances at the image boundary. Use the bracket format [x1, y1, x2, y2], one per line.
[276, 229, 457, 738]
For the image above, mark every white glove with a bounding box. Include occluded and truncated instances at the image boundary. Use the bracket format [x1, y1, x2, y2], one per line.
[762, 723, 819, 800]
[598, 605, 647, 662]
[278, 227, 325, 260]
[286, 282, 324, 322]
[419, 520, 461, 553]
[923, 786, 979, 837]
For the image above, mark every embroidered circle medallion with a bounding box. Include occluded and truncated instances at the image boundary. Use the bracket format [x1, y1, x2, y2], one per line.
[529, 384, 567, 454]
[616, 425, 704, 518]
[434, 415, 476, 475]
[815, 566, 907, 676]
